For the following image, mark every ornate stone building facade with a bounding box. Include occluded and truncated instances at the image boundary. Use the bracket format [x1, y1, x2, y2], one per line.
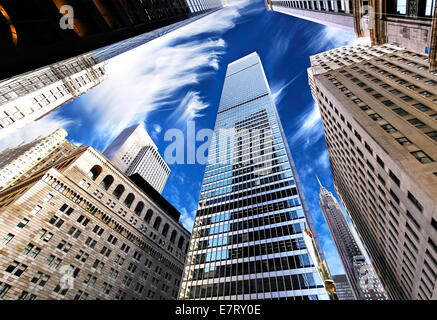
[0, 145, 190, 300]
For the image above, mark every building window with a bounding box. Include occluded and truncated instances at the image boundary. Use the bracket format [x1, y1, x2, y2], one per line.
[408, 118, 426, 128]
[145, 209, 153, 223]
[381, 124, 397, 133]
[393, 108, 409, 116]
[153, 217, 162, 230]
[99, 175, 114, 190]
[408, 191, 424, 213]
[162, 223, 169, 237]
[87, 165, 102, 181]
[411, 150, 434, 164]
[112, 184, 125, 199]
[396, 137, 412, 145]
[425, 131, 437, 141]
[30, 205, 42, 215]
[1, 233, 14, 245]
[413, 103, 431, 112]
[124, 193, 135, 208]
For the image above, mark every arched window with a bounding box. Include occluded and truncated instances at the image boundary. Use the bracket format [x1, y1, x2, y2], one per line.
[162, 223, 169, 237]
[170, 230, 177, 244]
[144, 209, 153, 223]
[99, 175, 114, 190]
[153, 216, 161, 230]
[112, 184, 125, 199]
[177, 236, 185, 249]
[124, 193, 135, 208]
[87, 165, 102, 181]
[185, 242, 189, 254]
[134, 201, 144, 216]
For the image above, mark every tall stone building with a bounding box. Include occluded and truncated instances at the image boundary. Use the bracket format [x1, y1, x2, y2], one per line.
[308, 43, 437, 300]
[0, 136, 190, 300]
[264, 0, 437, 70]
[103, 123, 170, 194]
[0, 128, 78, 191]
[318, 177, 387, 299]
[0, 0, 224, 79]
[0, 53, 106, 139]
[179, 52, 332, 300]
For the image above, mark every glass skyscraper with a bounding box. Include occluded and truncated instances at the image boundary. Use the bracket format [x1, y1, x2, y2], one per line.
[179, 52, 330, 300]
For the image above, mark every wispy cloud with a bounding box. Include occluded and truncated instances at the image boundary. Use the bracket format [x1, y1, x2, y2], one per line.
[169, 91, 209, 125]
[290, 102, 323, 148]
[304, 25, 371, 54]
[317, 149, 330, 169]
[271, 72, 302, 107]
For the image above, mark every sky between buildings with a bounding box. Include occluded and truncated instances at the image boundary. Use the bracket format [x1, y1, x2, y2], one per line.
[0, 0, 372, 275]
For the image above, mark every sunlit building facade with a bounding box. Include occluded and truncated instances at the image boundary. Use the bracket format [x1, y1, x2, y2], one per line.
[179, 52, 330, 300]
[103, 123, 170, 194]
[309, 43, 437, 300]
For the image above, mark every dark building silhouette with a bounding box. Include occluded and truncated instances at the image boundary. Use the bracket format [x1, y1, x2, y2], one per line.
[0, 0, 222, 79]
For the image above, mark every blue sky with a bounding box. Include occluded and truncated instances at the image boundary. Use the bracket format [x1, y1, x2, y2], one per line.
[0, 0, 371, 275]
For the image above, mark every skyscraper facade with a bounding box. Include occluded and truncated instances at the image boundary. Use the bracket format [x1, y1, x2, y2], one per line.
[0, 53, 106, 139]
[264, 0, 437, 70]
[317, 178, 387, 300]
[0, 0, 223, 79]
[308, 43, 437, 300]
[0, 128, 78, 191]
[178, 53, 330, 300]
[0, 139, 190, 300]
[103, 123, 170, 193]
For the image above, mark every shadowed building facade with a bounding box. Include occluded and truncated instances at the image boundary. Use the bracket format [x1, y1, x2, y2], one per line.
[308, 43, 437, 300]
[332, 274, 355, 300]
[0, 135, 190, 300]
[264, 0, 437, 70]
[0, 0, 223, 79]
[179, 53, 331, 300]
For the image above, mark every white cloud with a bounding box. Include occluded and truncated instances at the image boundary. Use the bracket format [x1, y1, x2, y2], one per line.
[180, 207, 195, 231]
[290, 102, 324, 148]
[169, 91, 209, 125]
[304, 24, 370, 54]
[317, 149, 330, 169]
[271, 72, 302, 107]
[0, 115, 74, 152]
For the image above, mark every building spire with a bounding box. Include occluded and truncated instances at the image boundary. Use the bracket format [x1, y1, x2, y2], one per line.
[316, 175, 323, 188]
